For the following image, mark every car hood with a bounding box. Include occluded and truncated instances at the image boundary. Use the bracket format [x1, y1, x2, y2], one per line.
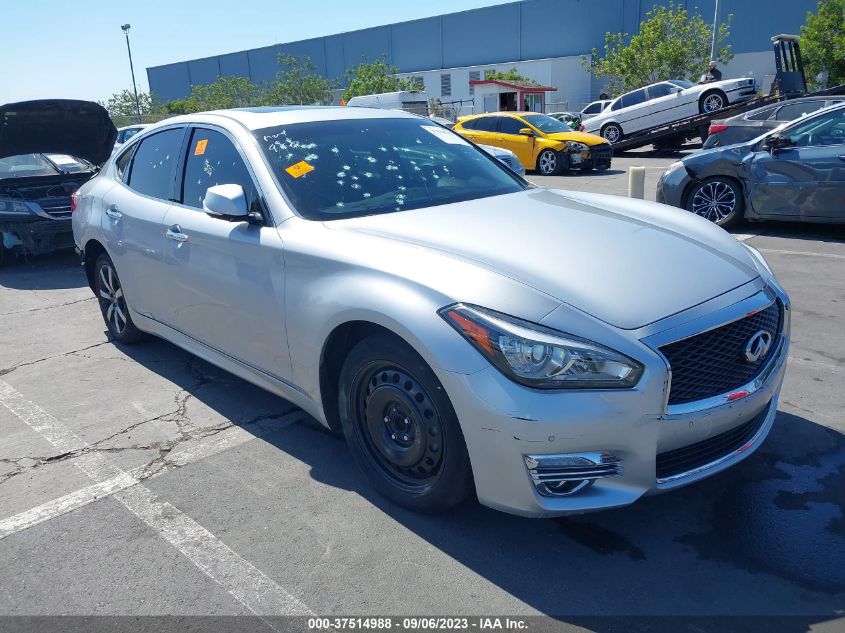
[0, 100, 117, 165]
[543, 131, 607, 146]
[329, 189, 760, 330]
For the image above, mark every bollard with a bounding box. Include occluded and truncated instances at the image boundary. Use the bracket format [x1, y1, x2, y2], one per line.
[628, 166, 646, 199]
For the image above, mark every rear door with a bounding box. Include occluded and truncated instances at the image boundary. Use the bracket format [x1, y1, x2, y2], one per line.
[748, 107, 845, 219]
[100, 127, 186, 318]
[159, 126, 291, 380]
[612, 89, 649, 132]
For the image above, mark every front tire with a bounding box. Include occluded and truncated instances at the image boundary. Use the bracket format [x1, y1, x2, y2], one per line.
[700, 90, 727, 114]
[338, 333, 473, 513]
[687, 177, 745, 227]
[94, 253, 145, 343]
[536, 149, 563, 176]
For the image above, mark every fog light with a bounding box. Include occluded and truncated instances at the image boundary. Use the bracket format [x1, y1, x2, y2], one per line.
[524, 452, 622, 497]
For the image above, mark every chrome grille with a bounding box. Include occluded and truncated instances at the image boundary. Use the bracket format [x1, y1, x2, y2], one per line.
[660, 301, 782, 405]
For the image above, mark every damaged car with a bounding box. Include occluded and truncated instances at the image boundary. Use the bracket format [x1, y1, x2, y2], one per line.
[0, 99, 116, 264]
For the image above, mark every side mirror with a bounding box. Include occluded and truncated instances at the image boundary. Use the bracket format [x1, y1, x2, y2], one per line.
[203, 184, 249, 219]
[676, 87, 684, 94]
[519, 127, 534, 136]
[764, 133, 793, 152]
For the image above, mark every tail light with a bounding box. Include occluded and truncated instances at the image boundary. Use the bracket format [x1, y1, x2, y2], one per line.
[70, 191, 79, 213]
[708, 124, 728, 134]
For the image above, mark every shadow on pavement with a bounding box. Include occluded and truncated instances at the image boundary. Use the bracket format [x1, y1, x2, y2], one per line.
[0, 251, 85, 290]
[115, 336, 845, 622]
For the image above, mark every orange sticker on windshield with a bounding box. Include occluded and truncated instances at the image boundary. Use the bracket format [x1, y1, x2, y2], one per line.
[285, 160, 314, 178]
[194, 139, 208, 155]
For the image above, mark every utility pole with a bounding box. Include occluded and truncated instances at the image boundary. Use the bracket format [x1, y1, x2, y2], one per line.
[710, 0, 722, 61]
[121, 24, 142, 124]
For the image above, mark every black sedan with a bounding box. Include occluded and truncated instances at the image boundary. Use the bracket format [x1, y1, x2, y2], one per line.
[703, 96, 844, 149]
[657, 102, 845, 227]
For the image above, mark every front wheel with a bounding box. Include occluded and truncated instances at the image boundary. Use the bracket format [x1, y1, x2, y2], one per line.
[700, 91, 727, 114]
[536, 149, 563, 176]
[94, 253, 145, 343]
[687, 177, 745, 227]
[338, 333, 473, 513]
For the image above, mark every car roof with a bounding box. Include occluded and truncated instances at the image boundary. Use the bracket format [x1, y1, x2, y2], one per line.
[155, 106, 420, 132]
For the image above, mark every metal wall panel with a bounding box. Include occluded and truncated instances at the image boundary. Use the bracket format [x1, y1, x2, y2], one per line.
[442, 3, 521, 68]
[522, 0, 624, 59]
[187, 56, 220, 87]
[323, 35, 346, 82]
[279, 38, 328, 77]
[247, 44, 282, 84]
[218, 51, 250, 78]
[343, 26, 393, 67]
[391, 17, 442, 72]
[146, 63, 191, 102]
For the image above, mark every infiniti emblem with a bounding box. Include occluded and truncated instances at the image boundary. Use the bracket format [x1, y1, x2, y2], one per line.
[744, 330, 773, 363]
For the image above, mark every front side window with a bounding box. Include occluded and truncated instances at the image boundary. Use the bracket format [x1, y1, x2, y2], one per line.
[785, 107, 845, 147]
[255, 118, 525, 221]
[499, 117, 527, 135]
[127, 128, 184, 200]
[647, 83, 674, 99]
[181, 128, 260, 212]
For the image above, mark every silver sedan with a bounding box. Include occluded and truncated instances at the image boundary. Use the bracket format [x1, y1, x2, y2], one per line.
[73, 106, 790, 517]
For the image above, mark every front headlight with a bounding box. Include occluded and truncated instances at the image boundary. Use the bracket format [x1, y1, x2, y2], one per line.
[666, 161, 685, 174]
[440, 304, 643, 389]
[565, 141, 590, 152]
[0, 200, 34, 216]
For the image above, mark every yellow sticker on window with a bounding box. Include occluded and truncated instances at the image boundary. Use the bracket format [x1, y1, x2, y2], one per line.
[194, 139, 208, 155]
[285, 160, 314, 178]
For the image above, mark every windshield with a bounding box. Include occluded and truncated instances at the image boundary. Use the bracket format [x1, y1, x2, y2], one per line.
[0, 154, 60, 178]
[255, 118, 525, 220]
[668, 80, 695, 89]
[520, 114, 572, 134]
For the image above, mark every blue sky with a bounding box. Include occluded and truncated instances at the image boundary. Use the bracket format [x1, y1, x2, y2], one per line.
[0, 0, 514, 105]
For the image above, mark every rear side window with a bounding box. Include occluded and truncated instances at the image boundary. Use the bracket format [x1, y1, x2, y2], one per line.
[127, 129, 184, 200]
[473, 117, 499, 132]
[745, 105, 777, 121]
[775, 101, 828, 122]
[181, 128, 261, 212]
[115, 147, 135, 182]
[583, 102, 602, 114]
[459, 119, 477, 130]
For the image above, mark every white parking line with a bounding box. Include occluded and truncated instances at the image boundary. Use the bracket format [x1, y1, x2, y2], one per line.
[0, 379, 312, 616]
[758, 248, 845, 261]
[732, 233, 759, 242]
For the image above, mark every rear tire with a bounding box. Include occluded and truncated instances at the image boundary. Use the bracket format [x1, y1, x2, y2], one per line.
[600, 123, 623, 144]
[686, 177, 745, 228]
[338, 333, 473, 513]
[94, 253, 145, 344]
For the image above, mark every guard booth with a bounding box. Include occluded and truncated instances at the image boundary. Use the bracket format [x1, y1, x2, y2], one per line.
[469, 79, 557, 114]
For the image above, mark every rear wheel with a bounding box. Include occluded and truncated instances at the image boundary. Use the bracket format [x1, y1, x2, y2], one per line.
[600, 123, 623, 144]
[687, 177, 744, 227]
[338, 333, 473, 513]
[94, 253, 145, 343]
[536, 149, 563, 176]
[700, 90, 727, 114]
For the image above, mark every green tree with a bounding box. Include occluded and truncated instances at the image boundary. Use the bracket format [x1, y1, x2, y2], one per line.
[801, 0, 845, 89]
[99, 89, 156, 117]
[482, 68, 538, 85]
[342, 57, 423, 101]
[187, 76, 266, 111]
[583, 1, 733, 94]
[263, 54, 337, 105]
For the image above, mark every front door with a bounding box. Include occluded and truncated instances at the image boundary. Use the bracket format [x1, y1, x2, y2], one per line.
[748, 107, 845, 220]
[160, 127, 292, 381]
[494, 115, 536, 168]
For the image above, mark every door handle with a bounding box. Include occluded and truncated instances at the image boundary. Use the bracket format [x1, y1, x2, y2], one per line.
[105, 204, 122, 220]
[165, 225, 188, 242]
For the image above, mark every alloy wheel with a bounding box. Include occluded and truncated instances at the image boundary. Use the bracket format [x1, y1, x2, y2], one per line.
[691, 180, 737, 223]
[98, 263, 128, 335]
[538, 150, 557, 175]
[602, 125, 621, 143]
[702, 93, 725, 113]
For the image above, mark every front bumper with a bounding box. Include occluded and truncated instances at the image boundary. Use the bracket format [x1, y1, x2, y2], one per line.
[1, 217, 74, 256]
[436, 285, 789, 517]
[568, 144, 613, 170]
[655, 165, 692, 208]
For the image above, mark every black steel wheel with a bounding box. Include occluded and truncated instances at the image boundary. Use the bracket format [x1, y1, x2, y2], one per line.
[94, 253, 145, 343]
[338, 333, 472, 512]
[686, 177, 745, 228]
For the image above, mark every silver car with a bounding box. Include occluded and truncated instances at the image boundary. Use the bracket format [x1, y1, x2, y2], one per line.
[73, 107, 790, 517]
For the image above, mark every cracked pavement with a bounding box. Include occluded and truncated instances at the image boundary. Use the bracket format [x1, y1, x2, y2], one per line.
[0, 154, 843, 626]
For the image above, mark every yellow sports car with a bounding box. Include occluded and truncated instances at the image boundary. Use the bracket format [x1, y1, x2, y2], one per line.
[454, 112, 612, 176]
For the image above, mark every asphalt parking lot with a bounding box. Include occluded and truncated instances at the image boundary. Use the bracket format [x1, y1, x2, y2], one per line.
[1, 149, 844, 628]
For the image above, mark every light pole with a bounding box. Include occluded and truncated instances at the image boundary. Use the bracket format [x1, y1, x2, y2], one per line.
[121, 24, 142, 124]
[709, 0, 722, 62]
